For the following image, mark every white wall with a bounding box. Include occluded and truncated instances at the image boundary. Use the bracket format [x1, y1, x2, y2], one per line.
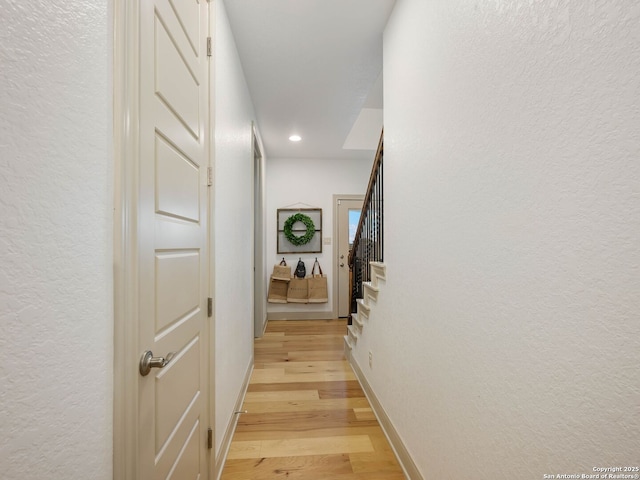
[213, 0, 257, 454]
[266, 156, 372, 318]
[353, 1, 640, 477]
[0, 1, 113, 478]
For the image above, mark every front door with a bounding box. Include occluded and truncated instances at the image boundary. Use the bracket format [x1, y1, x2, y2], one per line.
[138, 0, 210, 478]
[336, 197, 363, 317]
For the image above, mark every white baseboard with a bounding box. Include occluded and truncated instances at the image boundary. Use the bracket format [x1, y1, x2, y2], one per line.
[349, 357, 423, 480]
[214, 359, 254, 480]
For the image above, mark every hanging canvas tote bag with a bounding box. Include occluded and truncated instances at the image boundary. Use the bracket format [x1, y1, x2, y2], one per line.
[307, 258, 328, 303]
[267, 276, 289, 303]
[268, 257, 291, 303]
[287, 271, 309, 303]
[272, 257, 291, 281]
[287, 277, 308, 303]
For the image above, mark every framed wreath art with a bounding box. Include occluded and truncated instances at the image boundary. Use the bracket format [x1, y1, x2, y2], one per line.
[277, 208, 322, 253]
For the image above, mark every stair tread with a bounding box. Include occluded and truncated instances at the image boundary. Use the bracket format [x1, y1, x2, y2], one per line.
[363, 281, 379, 292]
[356, 298, 370, 308]
[370, 262, 386, 281]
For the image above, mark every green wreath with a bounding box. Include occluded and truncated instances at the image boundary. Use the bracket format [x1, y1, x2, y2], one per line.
[284, 213, 316, 246]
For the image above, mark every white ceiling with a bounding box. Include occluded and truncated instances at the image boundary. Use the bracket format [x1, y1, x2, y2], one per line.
[224, 0, 396, 159]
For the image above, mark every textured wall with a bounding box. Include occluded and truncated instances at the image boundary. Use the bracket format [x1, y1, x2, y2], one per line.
[213, 0, 258, 453]
[0, 1, 113, 478]
[353, 0, 640, 477]
[265, 156, 372, 317]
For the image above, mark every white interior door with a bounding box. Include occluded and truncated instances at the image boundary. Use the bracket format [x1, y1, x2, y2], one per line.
[336, 197, 363, 317]
[138, 0, 210, 478]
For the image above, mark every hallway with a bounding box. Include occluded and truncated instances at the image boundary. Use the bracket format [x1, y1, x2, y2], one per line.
[220, 319, 405, 479]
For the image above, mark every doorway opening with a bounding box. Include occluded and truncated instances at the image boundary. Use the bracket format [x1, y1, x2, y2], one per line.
[333, 195, 364, 318]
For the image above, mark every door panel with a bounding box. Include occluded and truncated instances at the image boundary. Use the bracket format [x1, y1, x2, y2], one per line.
[167, 420, 202, 479]
[155, 338, 200, 449]
[155, 17, 200, 137]
[155, 251, 201, 332]
[154, 402, 201, 478]
[139, 0, 209, 478]
[156, 135, 201, 222]
[169, 0, 201, 54]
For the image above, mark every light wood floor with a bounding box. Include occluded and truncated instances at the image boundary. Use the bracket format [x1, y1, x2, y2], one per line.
[220, 319, 406, 480]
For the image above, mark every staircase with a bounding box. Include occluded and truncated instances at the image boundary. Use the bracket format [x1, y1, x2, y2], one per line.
[346, 130, 384, 353]
[344, 261, 386, 355]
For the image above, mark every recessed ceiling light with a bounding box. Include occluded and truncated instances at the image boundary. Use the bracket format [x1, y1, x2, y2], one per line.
[289, 135, 302, 142]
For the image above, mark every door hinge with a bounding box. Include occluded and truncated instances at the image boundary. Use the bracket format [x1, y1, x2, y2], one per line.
[338, 200, 341, 205]
[207, 166, 213, 186]
[207, 297, 213, 317]
[207, 37, 212, 57]
[207, 427, 213, 449]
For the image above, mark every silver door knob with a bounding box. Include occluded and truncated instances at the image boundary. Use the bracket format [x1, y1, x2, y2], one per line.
[139, 350, 175, 376]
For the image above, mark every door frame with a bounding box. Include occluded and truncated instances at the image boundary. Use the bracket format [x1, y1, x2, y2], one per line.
[112, 1, 214, 477]
[113, 0, 141, 477]
[252, 124, 267, 338]
[333, 194, 364, 319]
